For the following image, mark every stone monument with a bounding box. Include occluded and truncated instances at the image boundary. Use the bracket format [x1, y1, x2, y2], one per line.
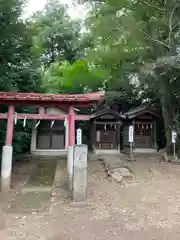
[72, 145, 88, 203]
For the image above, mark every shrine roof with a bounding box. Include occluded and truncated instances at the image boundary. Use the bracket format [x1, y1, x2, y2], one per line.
[0, 91, 105, 105]
[90, 108, 125, 119]
[122, 105, 160, 119]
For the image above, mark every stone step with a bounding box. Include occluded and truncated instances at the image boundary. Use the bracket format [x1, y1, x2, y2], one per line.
[98, 154, 132, 184]
[121, 153, 159, 161]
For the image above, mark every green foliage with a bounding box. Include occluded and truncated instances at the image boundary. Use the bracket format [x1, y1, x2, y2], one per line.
[29, 0, 82, 66]
[85, 0, 180, 150]
[0, 0, 41, 92]
[0, 0, 41, 153]
[42, 59, 108, 93]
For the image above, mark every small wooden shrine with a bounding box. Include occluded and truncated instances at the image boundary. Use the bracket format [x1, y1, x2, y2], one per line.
[90, 108, 123, 154]
[90, 105, 160, 154]
[122, 106, 160, 153]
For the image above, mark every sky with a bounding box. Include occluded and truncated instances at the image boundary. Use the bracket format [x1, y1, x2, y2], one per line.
[25, 0, 87, 19]
[26, 0, 46, 15]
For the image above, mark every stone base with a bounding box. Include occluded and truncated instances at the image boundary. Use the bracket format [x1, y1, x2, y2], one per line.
[70, 201, 88, 208]
[67, 146, 74, 192]
[1, 145, 13, 192]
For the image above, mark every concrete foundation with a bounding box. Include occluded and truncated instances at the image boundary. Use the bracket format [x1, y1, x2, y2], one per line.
[1, 145, 13, 192]
[67, 146, 74, 192]
[94, 149, 120, 155]
[72, 145, 88, 203]
[31, 150, 67, 156]
[133, 148, 157, 153]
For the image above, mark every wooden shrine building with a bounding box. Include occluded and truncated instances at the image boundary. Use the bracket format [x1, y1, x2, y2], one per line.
[89, 106, 160, 154]
[31, 107, 69, 155]
[122, 106, 160, 153]
[90, 108, 123, 154]
[31, 105, 160, 155]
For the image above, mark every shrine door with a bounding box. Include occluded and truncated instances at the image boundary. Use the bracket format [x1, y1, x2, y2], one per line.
[37, 120, 65, 149]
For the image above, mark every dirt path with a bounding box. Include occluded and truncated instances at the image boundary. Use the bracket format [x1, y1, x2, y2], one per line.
[6, 159, 180, 240]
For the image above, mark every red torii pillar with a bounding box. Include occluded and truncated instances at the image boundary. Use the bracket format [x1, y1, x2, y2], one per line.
[67, 106, 75, 191]
[68, 106, 75, 146]
[1, 105, 14, 192]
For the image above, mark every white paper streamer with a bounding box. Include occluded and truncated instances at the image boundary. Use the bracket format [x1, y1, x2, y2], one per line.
[14, 112, 17, 125]
[35, 120, 40, 129]
[23, 116, 27, 127]
[51, 120, 55, 128]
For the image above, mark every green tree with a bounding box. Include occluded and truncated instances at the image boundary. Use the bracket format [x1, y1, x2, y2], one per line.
[86, 0, 180, 150]
[0, 0, 41, 92]
[29, 0, 82, 67]
[42, 59, 108, 93]
[0, 0, 42, 153]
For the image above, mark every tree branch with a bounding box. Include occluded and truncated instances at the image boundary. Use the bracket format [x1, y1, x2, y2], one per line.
[141, 55, 180, 75]
[168, 0, 180, 48]
[139, 30, 170, 49]
[143, 1, 165, 11]
[164, 0, 168, 8]
[169, 0, 180, 32]
[172, 20, 180, 30]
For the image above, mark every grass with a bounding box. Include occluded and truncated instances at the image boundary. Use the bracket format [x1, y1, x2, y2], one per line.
[27, 160, 57, 187]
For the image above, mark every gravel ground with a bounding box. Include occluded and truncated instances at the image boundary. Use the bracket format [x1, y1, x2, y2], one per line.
[4, 159, 180, 240]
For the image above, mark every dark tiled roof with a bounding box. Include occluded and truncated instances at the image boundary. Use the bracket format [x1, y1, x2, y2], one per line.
[122, 105, 159, 119]
[90, 108, 125, 119]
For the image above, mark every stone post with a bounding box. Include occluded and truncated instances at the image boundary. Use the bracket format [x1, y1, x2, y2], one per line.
[67, 145, 74, 192]
[1, 146, 13, 192]
[1, 105, 14, 192]
[72, 145, 88, 203]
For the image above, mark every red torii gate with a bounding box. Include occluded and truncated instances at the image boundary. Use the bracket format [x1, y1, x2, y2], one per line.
[0, 91, 105, 192]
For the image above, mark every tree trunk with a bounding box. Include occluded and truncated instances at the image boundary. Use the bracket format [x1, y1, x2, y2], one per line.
[159, 77, 172, 152]
[51, 36, 55, 63]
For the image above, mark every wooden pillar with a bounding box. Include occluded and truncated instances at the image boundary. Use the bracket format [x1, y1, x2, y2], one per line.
[116, 122, 120, 151]
[132, 120, 135, 150]
[1, 105, 14, 192]
[65, 117, 69, 150]
[91, 120, 96, 152]
[68, 106, 75, 146]
[5, 105, 14, 146]
[39, 106, 45, 115]
[153, 120, 157, 149]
